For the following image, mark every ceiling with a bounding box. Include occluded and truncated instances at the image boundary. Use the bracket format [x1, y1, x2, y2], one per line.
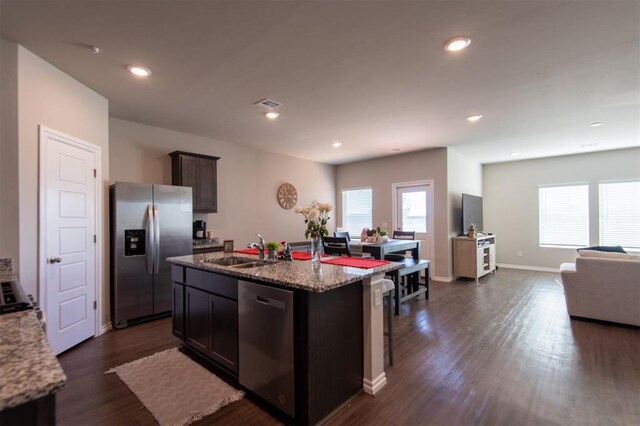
[1, 1, 638, 165]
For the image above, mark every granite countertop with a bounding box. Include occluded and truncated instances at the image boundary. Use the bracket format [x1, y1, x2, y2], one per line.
[0, 310, 67, 410]
[168, 252, 402, 292]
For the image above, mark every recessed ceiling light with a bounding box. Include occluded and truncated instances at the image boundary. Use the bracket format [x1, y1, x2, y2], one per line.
[90, 45, 100, 54]
[265, 111, 280, 120]
[581, 143, 599, 148]
[466, 114, 483, 122]
[444, 36, 471, 52]
[127, 65, 151, 77]
[390, 148, 401, 153]
[332, 141, 342, 148]
[590, 122, 603, 127]
[510, 152, 521, 156]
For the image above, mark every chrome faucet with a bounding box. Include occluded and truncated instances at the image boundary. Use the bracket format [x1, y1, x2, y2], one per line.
[249, 233, 266, 260]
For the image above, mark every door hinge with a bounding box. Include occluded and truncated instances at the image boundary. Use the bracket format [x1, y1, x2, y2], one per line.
[93, 234, 97, 243]
[93, 301, 97, 310]
[93, 169, 96, 178]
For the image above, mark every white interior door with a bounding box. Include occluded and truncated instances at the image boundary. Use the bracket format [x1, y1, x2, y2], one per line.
[393, 182, 434, 277]
[40, 127, 98, 355]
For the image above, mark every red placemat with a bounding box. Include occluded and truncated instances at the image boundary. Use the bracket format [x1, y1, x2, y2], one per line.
[234, 248, 280, 255]
[234, 248, 260, 255]
[321, 257, 390, 269]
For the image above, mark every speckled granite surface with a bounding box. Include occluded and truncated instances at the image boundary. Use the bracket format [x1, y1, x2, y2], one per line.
[167, 252, 402, 292]
[0, 310, 67, 410]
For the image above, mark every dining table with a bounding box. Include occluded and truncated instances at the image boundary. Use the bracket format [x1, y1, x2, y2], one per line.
[349, 238, 421, 260]
[350, 238, 430, 315]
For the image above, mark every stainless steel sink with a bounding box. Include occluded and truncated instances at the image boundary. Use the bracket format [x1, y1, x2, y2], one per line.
[202, 257, 254, 266]
[229, 261, 269, 269]
[201, 257, 269, 268]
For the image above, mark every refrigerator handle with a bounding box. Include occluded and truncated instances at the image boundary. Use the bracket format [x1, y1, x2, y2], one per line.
[147, 204, 154, 274]
[153, 205, 160, 274]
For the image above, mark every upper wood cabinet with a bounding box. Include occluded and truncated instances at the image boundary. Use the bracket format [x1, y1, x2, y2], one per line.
[170, 151, 220, 212]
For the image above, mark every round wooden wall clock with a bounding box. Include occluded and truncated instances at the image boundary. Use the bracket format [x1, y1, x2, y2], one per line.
[277, 183, 298, 209]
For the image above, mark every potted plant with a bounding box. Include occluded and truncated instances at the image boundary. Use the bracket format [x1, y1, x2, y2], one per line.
[265, 241, 280, 261]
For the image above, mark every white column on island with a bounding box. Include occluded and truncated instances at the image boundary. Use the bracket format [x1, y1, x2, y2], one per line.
[362, 274, 387, 395]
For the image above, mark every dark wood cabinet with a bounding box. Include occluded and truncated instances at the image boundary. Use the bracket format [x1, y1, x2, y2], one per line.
[185, 286, 210, 353]
[209, 293, 238, 372]
[172, 283, 185, 339]
[170, 151, 220, 213]
[177, 266, 239, 374]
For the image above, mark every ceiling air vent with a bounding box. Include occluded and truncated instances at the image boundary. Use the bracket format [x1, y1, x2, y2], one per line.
[254, 98, 283, 110]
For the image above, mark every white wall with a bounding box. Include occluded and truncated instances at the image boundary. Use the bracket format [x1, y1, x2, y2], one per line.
[447, 148, 483, 274]
[335, 148, 450, 279]
[0, 40, 20, 266]
[15, 46, 110, 325]
[109, 118, 336, 247]
[483, 148, 640, 270]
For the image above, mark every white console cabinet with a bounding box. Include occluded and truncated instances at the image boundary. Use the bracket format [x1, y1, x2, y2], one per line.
[453, 235, 496, 283]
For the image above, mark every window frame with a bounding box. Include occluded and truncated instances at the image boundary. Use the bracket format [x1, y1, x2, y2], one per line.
[538, 183, 590, 248]
[598, 179, 640, 251]
[341, 186, 373, 238]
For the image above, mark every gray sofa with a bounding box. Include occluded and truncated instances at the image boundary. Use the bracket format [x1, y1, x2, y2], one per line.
[560, 250, 640, 326]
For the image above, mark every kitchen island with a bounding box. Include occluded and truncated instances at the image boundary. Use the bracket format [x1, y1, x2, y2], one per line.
[167, 252, 401, 424]
[0, 264, 67, 425]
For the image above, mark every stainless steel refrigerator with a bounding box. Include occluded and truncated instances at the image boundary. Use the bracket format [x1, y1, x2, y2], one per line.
[110, 182, 192, 329]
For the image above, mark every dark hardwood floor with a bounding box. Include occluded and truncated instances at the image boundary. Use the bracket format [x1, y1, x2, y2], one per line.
[57, 269, 640, 425]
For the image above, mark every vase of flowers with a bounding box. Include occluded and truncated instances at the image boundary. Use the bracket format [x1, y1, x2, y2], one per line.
[295, 201, 333, 264]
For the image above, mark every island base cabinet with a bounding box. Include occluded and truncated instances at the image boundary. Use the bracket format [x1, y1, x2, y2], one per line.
[172, 283, 184, 339]
[295, 281, 364, 424]
[185, 286, 238, 374]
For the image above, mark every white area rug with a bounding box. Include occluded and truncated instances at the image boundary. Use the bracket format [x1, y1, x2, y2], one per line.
[106, 347, 244, 426]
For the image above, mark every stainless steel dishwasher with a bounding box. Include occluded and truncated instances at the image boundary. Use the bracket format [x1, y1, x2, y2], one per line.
[238, 280, 294, 417]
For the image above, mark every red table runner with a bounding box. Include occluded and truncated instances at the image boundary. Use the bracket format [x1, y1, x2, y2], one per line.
[234, 249, 326, 261]
[321, 257, 390, 269]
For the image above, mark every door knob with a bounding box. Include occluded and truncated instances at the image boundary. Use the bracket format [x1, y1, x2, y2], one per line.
[48, 257, 62, 264]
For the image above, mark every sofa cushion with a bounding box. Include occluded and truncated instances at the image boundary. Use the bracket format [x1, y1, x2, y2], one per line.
[577, 245, 626, 253]
[578, 250, 640, 261]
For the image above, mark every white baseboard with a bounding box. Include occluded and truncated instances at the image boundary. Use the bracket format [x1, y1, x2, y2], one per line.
[99, 322, 112, 336]
[498, 263, 559, 273]
[363, 373, 387, 395]
[433, 275, 453, 283]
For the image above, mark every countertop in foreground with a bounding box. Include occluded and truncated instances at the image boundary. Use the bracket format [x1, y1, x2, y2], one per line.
[167, 252, 401, 292]
[0, 310, 67, 410]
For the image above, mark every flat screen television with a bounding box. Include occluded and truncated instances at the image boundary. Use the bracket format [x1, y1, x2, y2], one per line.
[462, 194, 483, 235]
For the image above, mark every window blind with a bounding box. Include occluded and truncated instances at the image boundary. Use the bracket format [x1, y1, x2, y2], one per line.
[342, 188, 372, 237]
[599, 181, 640, 249]
[539, 185, 589, 247]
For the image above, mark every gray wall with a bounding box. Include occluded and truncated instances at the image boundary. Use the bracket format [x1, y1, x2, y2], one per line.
[483, 148, 640, 270]
[109, 118, 336, 247]
[0, 40, 19, 268]
[335, 148, 450, 279]
[1, 44, 111, 326]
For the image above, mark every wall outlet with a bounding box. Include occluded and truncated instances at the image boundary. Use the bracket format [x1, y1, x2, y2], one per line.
[374, 289, 381, 306]
[517, 250, 523, 257]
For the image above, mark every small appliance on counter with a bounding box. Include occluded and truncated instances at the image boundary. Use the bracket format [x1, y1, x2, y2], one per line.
[193, 220, 207, 240]
[0, 280, 33, 315]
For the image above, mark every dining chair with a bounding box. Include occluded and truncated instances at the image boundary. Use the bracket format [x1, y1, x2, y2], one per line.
[334, 231, 351, 241]
[322, 236, 352, 257]
[385, 230, 416, 306]
[392, 230, 416, 240]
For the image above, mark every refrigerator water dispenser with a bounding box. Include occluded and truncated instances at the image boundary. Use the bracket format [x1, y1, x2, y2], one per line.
[124, 229, 146, 256]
